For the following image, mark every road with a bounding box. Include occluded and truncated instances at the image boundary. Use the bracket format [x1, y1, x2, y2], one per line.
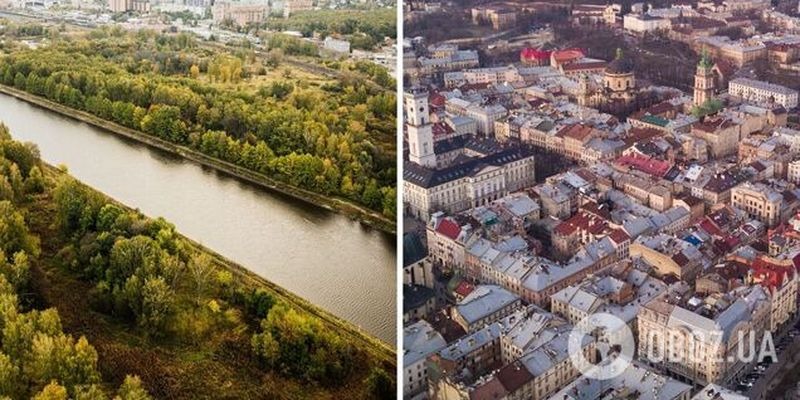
[747, 316, 800, 398]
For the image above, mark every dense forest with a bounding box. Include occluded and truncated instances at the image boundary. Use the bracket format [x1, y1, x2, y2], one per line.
[0, 123, 395, 398]
[0, 125, 155, 398]
[0, 26, 397, 221]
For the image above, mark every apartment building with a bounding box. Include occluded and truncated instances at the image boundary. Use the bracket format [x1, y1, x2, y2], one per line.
[730, 182, 784, 227]
[623, 13, 672, 34]
[690, 117, 742, 158]
[451, 285, 523, 333]
[729, 78, 799, 110]
[551, 267, 667, 329]
[283, 0, 312, 17]
[551, 362, 692, 400]
[404, 149, 536, 221]
[404, 320, 446, 399]
[637, 285, 771, 386]
[212, 1, 267, 25]
[431, 308, 595, 400]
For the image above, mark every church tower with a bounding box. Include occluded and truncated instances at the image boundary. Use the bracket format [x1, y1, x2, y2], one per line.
[405, 87, 436, 168]
[577, 74, 591, 107]
[694, 51, 715, 106]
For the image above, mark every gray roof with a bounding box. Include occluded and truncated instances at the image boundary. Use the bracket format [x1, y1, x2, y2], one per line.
[552, 362, 692, 400]
[403, 320, 446, 367]
[404, 147, 533, 189]
[730, 77, 798, 96]
[455, 285, 520, 325]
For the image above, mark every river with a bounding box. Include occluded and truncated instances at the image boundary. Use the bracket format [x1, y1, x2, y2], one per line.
[0, 92, 397, 345]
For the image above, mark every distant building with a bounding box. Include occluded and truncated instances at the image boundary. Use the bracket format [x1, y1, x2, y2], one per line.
[283, 0, 312, 18]
[212, 1, 268, 25]
[729, 78, 799, 110]
[519, 48, 552, 66]
[471, 7, 517, 30]
[323, 37, 350, 54]
[694, 53, 716, 106]
[415, 45, 480, 79]
[623, 13, 671, 34]
[109, 0, 150, 13]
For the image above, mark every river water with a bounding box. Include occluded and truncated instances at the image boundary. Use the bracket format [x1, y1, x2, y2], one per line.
[0, 93, 396, 344]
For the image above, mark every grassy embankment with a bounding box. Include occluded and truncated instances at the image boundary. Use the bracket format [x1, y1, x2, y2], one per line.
[26, 164, 395, 398]
[0, 84, 397, 234]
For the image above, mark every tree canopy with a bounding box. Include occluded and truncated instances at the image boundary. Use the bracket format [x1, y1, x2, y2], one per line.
[0, 27, 396, 219]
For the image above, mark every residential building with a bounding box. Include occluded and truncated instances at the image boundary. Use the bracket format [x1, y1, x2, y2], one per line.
[404, 320, 446, 399]
[623, 13, 672, 34]
[730, 182, 784, 227]
[451, 285, 523, 332]
[212, 1, 267, 25]
[637, 285, 771, 386]
[729, 78, 799, 110]
[551, 362, 693, 400]
[283, 0, 312, 17]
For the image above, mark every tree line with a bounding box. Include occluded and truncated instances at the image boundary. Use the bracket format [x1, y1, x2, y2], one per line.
[259, 8, 395, 51]
[47, 144, 394, 395]
[0, 124, 152, 399]
[0, 29, 397, 219]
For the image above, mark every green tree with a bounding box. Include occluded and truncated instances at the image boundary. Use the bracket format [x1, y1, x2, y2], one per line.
[141, 105, 188, 144]
[0, 352, 21, 398]
[32, 382, 68, 400]
[24, 165, 45, 194]
[0, 201, 39, 258]
[115, 376, 151, 400]
[139, 277, 173, 336]
[364, 367, 394, 400]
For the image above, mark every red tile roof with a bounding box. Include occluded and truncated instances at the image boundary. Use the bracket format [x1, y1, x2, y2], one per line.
[436, 218, 462, 240]
[496, 362, 533, 392]
[609, 229, 631, 244]
[454, 281, 475, 298]
[554, 209, 609, 236]
[700, 218, 723, 236]
[751, 256, 795, 291]
[615, 154, 672, 177]
[623, 127, 663, 146]
[672, 252, 690, 267]
[429, 92, 446, 108]
[557, 124, 595, 141]
[520, 48, 552, 61]
[693, 117, 733, 133]
[551, 48, 585, 64]
[432, 122, 455, 138]
[470, 378, 507, 400]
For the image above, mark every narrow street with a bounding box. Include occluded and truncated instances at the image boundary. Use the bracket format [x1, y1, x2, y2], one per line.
[748, 317, 800, 398]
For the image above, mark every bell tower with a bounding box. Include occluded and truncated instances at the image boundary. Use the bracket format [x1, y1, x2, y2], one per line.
[577, 74, 591, 107]
[405, 87, 436, 168]
[694, 51, 716, 106]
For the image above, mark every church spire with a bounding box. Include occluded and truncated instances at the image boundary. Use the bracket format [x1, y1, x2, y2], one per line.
[698, 49, 714, 70]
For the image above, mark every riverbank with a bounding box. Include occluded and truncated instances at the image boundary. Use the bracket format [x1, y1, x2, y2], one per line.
[36, 163, 395, 396]
[0, 84, 397, 234]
